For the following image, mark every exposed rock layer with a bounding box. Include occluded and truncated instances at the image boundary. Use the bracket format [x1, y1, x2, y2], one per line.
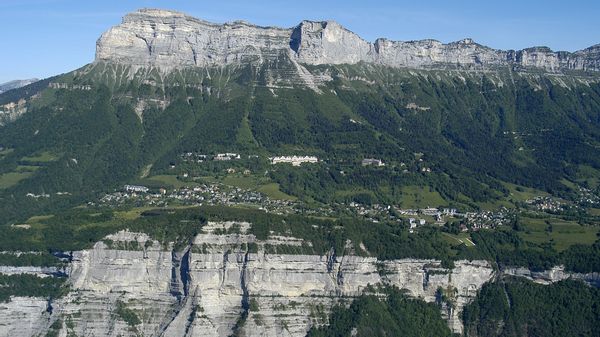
[503, 266, 600, 286]
[0, 226, 494, 336]
[2, 226, 599, 337]
[0, 297, 49, 337]
[96, 9, 600, 73]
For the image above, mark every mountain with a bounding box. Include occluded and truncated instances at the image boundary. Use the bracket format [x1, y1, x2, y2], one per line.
[0, 8, 599, 337]
[97, 9, 600, 72]
[0, 78, 38, 94]
[2, 10, 600, 223]
[0, 7, 600, 232]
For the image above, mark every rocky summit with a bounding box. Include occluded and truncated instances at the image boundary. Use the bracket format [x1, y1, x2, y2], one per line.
[96, 8, 600, 72]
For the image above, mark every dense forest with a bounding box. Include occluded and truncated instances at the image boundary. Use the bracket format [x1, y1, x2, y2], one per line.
[0, 274, 67, 303]
[463, 277, 600, 337]
[308, 287, 456, 337]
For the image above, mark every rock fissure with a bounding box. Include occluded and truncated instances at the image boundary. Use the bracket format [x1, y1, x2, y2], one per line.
[230, 248, 251, 337]
[169, 249, 183, 300]
[220, 250, 230, 289]
[181, 246, 192, 297]
[158, 243, 194, 336]
[326, 248, 336, 273]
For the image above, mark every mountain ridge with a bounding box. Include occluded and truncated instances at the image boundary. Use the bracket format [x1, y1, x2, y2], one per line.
[0, 78, 39, 94]
[95, 8, 600, 73]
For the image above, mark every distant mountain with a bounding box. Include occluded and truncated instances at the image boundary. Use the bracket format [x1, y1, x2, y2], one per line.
[0, 78, 39, 94]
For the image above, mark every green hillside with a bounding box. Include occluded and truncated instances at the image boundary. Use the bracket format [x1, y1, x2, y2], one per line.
[1, 62, 600, 248]
[1, 62, 600, 225]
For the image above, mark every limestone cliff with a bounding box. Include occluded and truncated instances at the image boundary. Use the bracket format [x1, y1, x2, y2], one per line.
[502, 266, 600, 286]
[0, 225, 495, 337]
[2, 224, 599, 336]
[0, 297, 49, 337]
[95, 8, 600, 73]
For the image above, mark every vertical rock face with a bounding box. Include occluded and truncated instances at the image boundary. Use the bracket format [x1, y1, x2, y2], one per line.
[95, 9, 291, 68]
[5, 225, 599, 336]
[373, 38, 508, 69]
[63, 231, 179, 337]
[290, 20, 372, 65]
[94, 8, 600, 73]
[1, 225, 494, 337]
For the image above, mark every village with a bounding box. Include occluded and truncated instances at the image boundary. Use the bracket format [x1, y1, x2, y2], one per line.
[92, 151, 597, 236]
[96, 179, 520, 236]
[97, 183, 303, 216]
[180, 152, 320, 166]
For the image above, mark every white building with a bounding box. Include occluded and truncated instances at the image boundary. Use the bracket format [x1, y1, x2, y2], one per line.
[443, 208, 457, 216]
[421, 207, 440, 216]
[214, 153, 241, 161]
[270, 156, 318, 166]
[124, 185, 149, 193]
[362, 158, 385, 166]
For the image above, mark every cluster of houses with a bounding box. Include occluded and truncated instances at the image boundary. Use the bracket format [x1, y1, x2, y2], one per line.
[26, 191, 71, 199]
[525, 196, 565, 212]
[25, 193, 50, 199]
[346, 202, 461, 228]
[99, 183, 299, 215]
[180, 153, 208, 163]
[270, 156, 318, 166]
[408, 218, 427, 232]
[179, 152, 241, 163]
[214, 153, 241, 161]
[177, 152, 438, 178]
[576, 187, 600, 207]
[463, 208, 513, 230]
[397, 207, 458, 219]
[225, 168, 251, 175]
[104, 181, 523, 235]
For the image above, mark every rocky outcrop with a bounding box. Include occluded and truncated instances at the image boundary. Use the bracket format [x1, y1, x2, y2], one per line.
[0, 225, 494, 337]
[502, 266, 600, 287]
[95, 8, 600, 73]
[96, 9, 291, 68]
[0, 297, 49, 337]
[0, 98, 28, 126]
[0, 265, 66, 277]
[4, 225, 599, 336]
[289, 20, 373, 65]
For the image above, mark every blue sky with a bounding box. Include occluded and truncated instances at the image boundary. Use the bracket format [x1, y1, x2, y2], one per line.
[1, 0, 599, 83]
